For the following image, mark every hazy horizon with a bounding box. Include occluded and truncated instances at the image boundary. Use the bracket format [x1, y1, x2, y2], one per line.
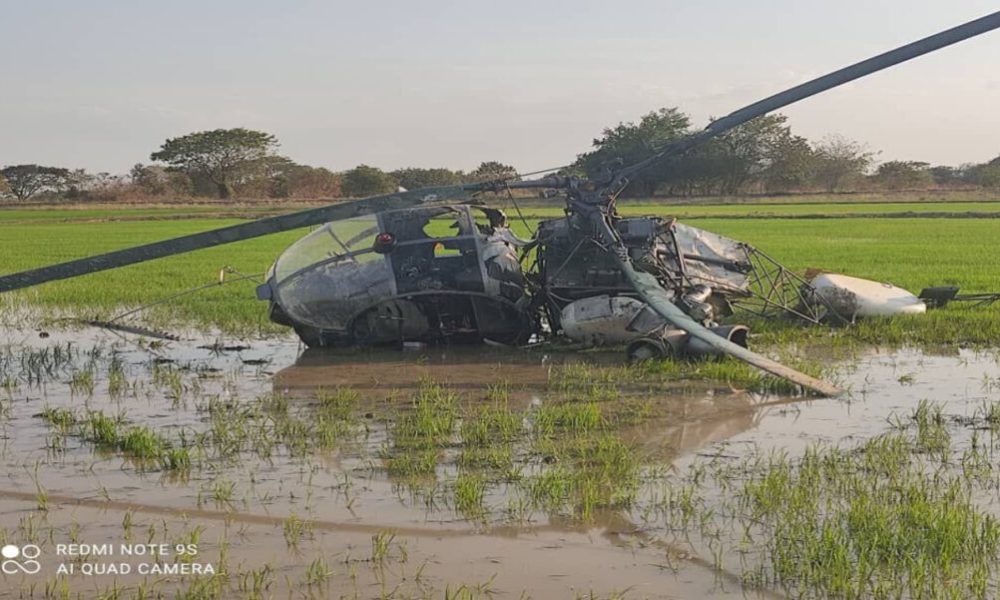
[2, 0, 998, 175]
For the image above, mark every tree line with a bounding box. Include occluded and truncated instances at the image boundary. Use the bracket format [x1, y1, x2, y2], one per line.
[576, 108, 1000, 196]
[2, 111, 998, 203]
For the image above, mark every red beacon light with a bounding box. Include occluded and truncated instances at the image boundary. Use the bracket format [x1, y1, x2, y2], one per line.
[372, 232, 396, 254]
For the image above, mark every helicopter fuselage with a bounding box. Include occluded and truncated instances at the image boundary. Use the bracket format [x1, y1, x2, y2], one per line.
[256, 205, 534, 347]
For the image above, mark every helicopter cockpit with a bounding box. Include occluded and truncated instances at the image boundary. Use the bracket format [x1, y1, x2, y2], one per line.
[258, 205, 532, 347]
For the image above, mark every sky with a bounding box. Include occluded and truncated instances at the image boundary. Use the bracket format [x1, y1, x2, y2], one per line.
[1, 0, 998, 175]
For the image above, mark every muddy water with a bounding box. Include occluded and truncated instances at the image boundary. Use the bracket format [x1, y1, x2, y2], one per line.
[1, 325, 997, 598]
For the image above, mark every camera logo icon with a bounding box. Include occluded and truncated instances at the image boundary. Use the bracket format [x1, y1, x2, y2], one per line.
[1, 545, 42, 575]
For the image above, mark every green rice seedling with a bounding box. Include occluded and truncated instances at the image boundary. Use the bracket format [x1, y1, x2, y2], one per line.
[398, 381, 458, 442]
[461, 403, 520, 447]
[976, 398, 1000, 430]
[305, 557, 333, 586]
[574, 589, 633, 600]
[911, 399, 950, 456]
[205, 402, 255, 458]
[95, 582, 125, 600]
[960, 445, 994, 493]
[736, 430, 1000, 599]
[371, 530, 396, 565]
[384, 449, 439, 478]
[454, 472, 487, 517]
[443, 574, 497, 600]
[316, 386, 358, 421]
[151, 363, 185, 401]
[163, 446, 192, 472]
[534, 402, 603, 437]
[210, 479, 236, 508]
[1, 375, 16, 399]
[69, 368, 95, 396]
[107, 354, 128, 398]
[172, 525, 203, 565]
[273, 415, 311, 456]
[485, 380, 510, 403]
[283, 513, 313, 550]
[121, 510, 134, 541]
[43, 577, 71, 600]
[119, 426, 166, 460]
[48, 408, 190, 471]
[548, 363, 621, 398]
[312, 415, 348, 449]
[457, 444, 513, 471]
[526, 467, 572, 513]
[83, 411, 122, 447]
[173, 572, 226, 600]
[383, 381, 458, 476]
[238, 565, 273, 600]
[260, 392, 289, 416]
[38, 406, 77, 433]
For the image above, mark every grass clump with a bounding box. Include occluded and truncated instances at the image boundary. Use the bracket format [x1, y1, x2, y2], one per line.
[39, 407, 76, 433]
[454, 473, 487, 517]
[119, 426, 167, 459]
[384, 381, 458, 477]
[37, 408, 191, 472]
[85, 411, 123, 447]
[457, 400, 520, 476]
[528, 433, 639, 521]
[282, 513, 314, 550]
[69, 368, 95, 396]
[910, 399, 950, 456]
[740, 425, 1000, 599]
[526, 396, 641, 520]
[534, 402, 602, 436]
[461, 402, 520, 447]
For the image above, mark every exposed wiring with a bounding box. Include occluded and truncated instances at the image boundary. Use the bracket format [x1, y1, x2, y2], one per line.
[503, 182, 536, 238]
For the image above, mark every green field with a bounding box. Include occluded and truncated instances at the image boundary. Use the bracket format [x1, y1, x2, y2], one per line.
[615, 200, 1000, 218]
[3, 191, 1000, 223]
[2, 203, 999, 343]
[0, 218, 305, 333]
[0, 204, 295, 223]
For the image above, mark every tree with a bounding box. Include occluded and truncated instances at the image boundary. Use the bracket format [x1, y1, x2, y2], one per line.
[760, 133, 817, 192]
[0, 164, 73, 201]
[967, 157, 1000, 189]
[710, 114, 804, 194]
[0, 174, 9, 197]
[60, 169, 131, 202]
[250, 157, 342, 198]
[341, 165, 397, 197]
[928, 165, 962, 186]
[283, 164, 342, 199]
[150, 128, 278, 199]
[468, 161, 519, 183]
[576, 107, 690, 196]
[130, 163, 193, 196]
[873, 161, 932, 190]
[391, 167, 463, 190]
[811, 135, 874, 192]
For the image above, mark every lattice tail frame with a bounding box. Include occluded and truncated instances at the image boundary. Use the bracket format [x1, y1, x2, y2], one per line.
[729, 247, 844, 324]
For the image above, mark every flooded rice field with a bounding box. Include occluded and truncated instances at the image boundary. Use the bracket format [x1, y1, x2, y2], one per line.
[2, 324, 1000, 598]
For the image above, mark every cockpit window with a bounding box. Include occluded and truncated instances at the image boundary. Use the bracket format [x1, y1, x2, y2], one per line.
[273, 216, 379, 286]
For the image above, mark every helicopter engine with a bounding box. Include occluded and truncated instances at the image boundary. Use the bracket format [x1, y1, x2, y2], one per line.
[535, 213, 755, 357]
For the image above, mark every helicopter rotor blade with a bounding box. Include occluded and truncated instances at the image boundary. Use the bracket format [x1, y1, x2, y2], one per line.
[0, 185, 475, 293]
[590, 212, 841, 396]
[613, 10, 1000, 186]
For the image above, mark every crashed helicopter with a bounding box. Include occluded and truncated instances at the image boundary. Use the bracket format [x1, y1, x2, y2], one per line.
[2, 10, 999, 397]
